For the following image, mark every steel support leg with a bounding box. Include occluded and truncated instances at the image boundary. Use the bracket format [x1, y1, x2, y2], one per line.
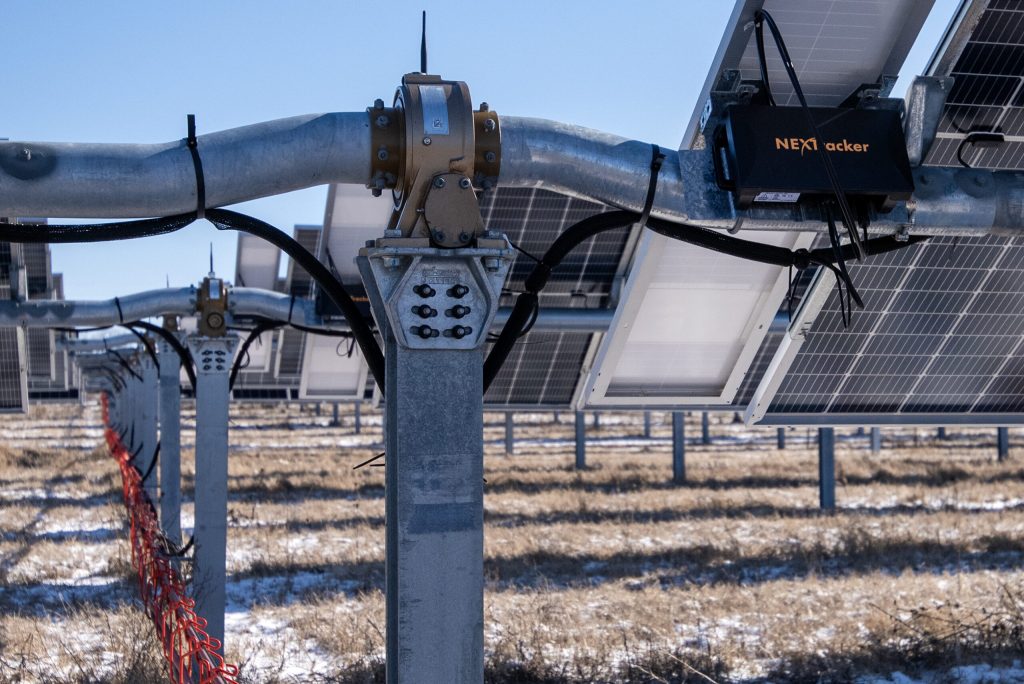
[158, 340, 182, 545]
[186, 335, 238, 656]
[358, 241, 511, 684]
[998, 427, 1009, 462]
[701, 411, 710, 445]
[138, 358, 159, 506]
[870, 427, 881, 453]
[819, 427, 836, 512]
[672, 411, 685, 484]
[937, 427, 946, 440]
[331, 402, 340, 427]
[575, 411, 586, 470]
[504, 413, 514, 456]
[643, 411, 651, 439]
[777, 427, 786, 450]
[354, 401, 362, 434]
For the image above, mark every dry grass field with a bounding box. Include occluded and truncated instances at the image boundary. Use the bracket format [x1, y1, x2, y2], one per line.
[0, 401, 1023, 683]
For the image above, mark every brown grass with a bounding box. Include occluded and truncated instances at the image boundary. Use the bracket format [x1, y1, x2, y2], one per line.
[0, 402, 1022, 682]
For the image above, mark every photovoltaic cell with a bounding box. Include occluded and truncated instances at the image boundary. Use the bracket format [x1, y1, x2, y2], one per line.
[766, 235, 1024, 418]
[0, 240, 27, 411]
[926, 1, 1024, 168]
[479, 187, 623, 408]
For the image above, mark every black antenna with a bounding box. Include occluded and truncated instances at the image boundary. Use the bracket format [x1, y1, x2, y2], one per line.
[209, 242, 214, 276]
[420, 11, 428, 73]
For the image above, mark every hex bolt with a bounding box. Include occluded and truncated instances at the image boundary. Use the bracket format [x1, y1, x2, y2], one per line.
[377, 147, 389, 161]
[448, 304, 471, 318]
[373, 98, 385, 110]
[484, 257, 501, 272]
[459, 177, 472, 189]
[485, 151, 497, 164]
[372, 188, 383, 197]
[483, 119, 496, 132]
[432, 230, 446, 244]
[375, 114, 390, 128]
[422, 136, 432, 146]
[450, 325, 473, 339]
[413, 284, 436, 298]
[412, 304, 437, 318]
[448, 284, 469, 298]
[479, 102, 489, 112]
[413, 325, 439, 339]
[434, 176, 447, 189]
[458, 232, 470, 243]
[20, 149, 31, 161]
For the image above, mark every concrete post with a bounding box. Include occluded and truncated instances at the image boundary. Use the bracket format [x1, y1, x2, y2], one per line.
[819, 427, 836, 512]
[643, 411, 651, 439]
[157, 340, 182, 545]
[672, 412, 685, 484]
[777, 427, 786, 450]
[186, 335, 238, 656]
[575, 411, 586, 470]
[870, 427, 881, 453]
[701, 411, 710, 445]
[998, 427, 1009, 461]
[504, 413, 514, 456]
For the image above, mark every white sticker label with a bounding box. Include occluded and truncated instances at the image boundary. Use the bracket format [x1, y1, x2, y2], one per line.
[420, 85, 449, 136]
[753, 192, 801, 203]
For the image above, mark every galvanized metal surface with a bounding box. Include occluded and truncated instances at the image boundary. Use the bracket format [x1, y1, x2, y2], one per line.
[819, 427, 836, 511]
[0, 113, 370, 217]
[137, 358, 159, 508]
[158, 340, 182, 545]
[672, 412, 685, 484]
[186, 335, 239, 656]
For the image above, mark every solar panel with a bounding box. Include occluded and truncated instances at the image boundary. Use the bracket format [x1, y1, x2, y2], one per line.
[234, 233, 282, 291]
[297, 334, 368, 400]
[756, 235, 1024, 423]
[683, 0, 935, 148]
[924, 0, 1024, 168]
[479, 187, 624, 409]
[0, 239, 28, 412]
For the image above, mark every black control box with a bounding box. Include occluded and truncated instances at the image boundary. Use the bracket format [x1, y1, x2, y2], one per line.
[714, 105, 914, 209]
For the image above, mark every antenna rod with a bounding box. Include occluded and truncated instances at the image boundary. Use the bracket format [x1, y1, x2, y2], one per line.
[420, 11, 427, 73]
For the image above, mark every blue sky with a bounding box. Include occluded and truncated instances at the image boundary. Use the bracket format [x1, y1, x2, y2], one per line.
[1, 1, 958, 300]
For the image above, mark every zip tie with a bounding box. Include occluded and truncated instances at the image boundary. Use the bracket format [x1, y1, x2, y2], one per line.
[639, 144, 666, 228]
[186, 114, 207, 220]
[113, 296, 124, 324]
[287, 295, 295, 324]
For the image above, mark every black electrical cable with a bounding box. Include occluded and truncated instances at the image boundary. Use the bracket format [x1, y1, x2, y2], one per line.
[0, 214, 195, 244]
[204, 208, 385, 387]
[229, 321, 283, 390]
[754, 9, 865, 260]
[126, 320, 197, 392]
[120, 325, 159, 371]
[107, 348, 142, 381]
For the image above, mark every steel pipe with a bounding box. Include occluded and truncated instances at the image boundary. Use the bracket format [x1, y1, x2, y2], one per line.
[0, 287, 197, 327]
[0, 113, 370, 218]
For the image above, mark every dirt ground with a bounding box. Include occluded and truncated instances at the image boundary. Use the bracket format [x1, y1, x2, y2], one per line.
[0, 401, 1022, 683]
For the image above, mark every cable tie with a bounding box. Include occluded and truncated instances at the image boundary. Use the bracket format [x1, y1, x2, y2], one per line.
[639, 144, 666, 228]
[186, 114, 207, 220]
[287, 295, 295, 324]
[113, 296, 124, 324]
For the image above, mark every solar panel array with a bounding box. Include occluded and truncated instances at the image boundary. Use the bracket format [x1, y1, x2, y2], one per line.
[763, 235, 1024, 419]
[0, 239, 28, 411]
[926, 0, 1024, 168]
[480, 187, 623, 408]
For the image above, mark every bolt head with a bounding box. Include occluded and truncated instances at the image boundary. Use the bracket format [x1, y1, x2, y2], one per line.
[377, 148, 389, 161]
[484, 257, 501, 272]
[432, 230, 446, 243]
[371, 188, 383, 197]
[433, 176, 446, 188]
[422, 136, 432, 146]
[483, 119, 496, 132]
[479, 102, 490, 112]
[459, 177, 472, 189]
[458, 232, 470, 243]
[373, 98, 385, 110]
[375, 114, 390, 128]
[485, 151, 497, 164]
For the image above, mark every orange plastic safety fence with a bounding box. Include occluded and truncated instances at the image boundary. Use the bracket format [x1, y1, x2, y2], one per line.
[102, 394, 240, 684]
